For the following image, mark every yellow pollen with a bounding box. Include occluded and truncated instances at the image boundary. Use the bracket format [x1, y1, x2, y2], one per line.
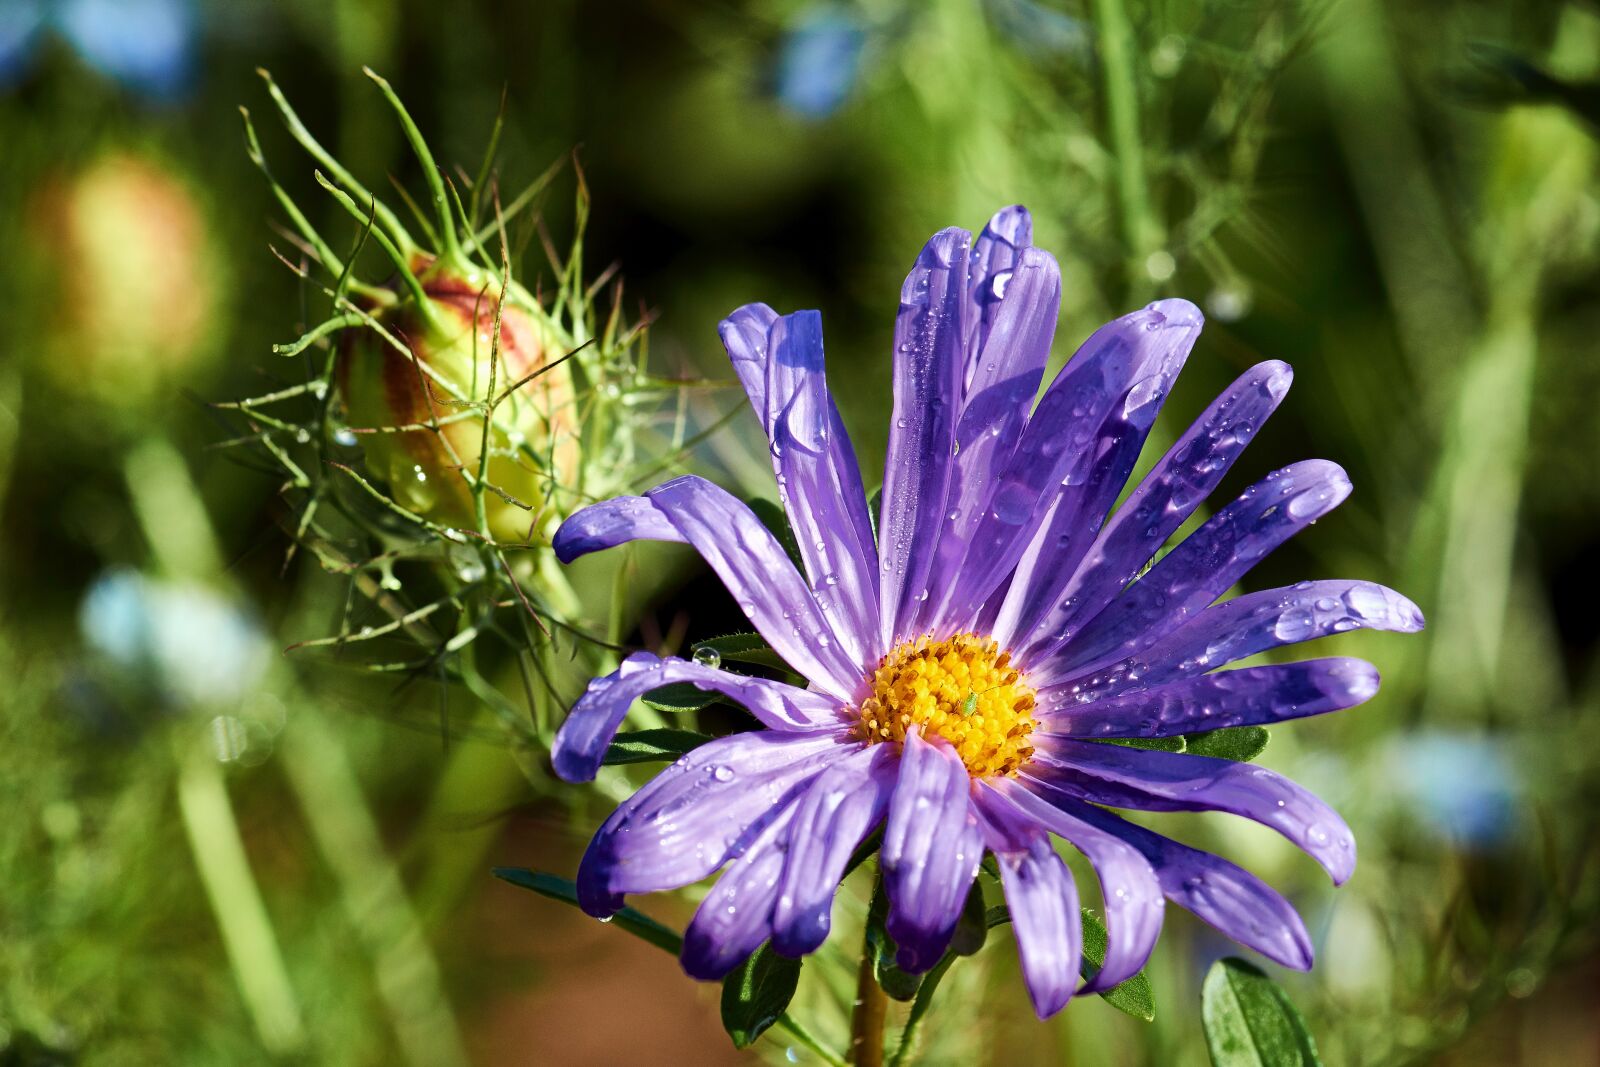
[854, 633, 1037, 778]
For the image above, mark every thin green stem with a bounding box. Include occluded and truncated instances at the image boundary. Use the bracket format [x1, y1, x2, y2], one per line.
[257, 67, 415, 252]
[365, 67, 463, 263]
[281, 712, 470, 1067]
[888, 955, 956, 1067]
[1093, 0, 1162, 298]
[240, 106, 349, 281]
[175, 745, 306, 1055]
[315, 172, 445, 335]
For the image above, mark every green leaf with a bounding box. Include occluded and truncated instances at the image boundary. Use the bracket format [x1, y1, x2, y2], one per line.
[641, 682, 723, 715]
[692, 632, 794, 674]
[1079, 910, 1156, 1021]
[1105, 735, 1187, 752]
[746, 497, 804, 571]
[1201, 957, 1323, 1067]
[950, 880, 988, 956]
[720, 942, 802, 1049]
[491, 869, 682, 954]
[1184, 726, 1270, 762]
[601, 728, 712, 765]
[984, 904, 1155, 1020]
[868, 486, 883, 542]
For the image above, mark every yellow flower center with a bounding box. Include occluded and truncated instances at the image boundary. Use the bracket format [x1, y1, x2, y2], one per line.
[855, 633, 1037, 778]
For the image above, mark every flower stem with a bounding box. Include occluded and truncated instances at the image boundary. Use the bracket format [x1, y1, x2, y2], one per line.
[849, 927, 888, 1067]
[175, 744, 306, 1055]
[1092, 0, 1162, 299]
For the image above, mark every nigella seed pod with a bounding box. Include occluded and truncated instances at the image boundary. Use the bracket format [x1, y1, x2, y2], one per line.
[337, 255, 578, 541]
[244, 67, 652, 562]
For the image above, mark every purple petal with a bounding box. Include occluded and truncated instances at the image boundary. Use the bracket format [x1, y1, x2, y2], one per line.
[994, 779, 1164, 992]
[576, 730, 855, 915]
[1038, 459, 1353, 682]
[681, 803, 799, 980]
[1037, 658, 1380, 737]
[717, 302, 779, 418]
[1027, 737, 1357, 884]
[917, 245, 1061, 636]
[1008, 361, 1294, 661]
[645, 475, 865, 699]
[1049, 797, 1313, 969]
[950, 300, 1203, 627]
[881, 729, 983, 972]
[553, 495, 685, 563]
[973, 784, 1082, 1018]
[1048, 580, 1424, 702]
[879, 228, 970, 647]
[965, 206, 1033, 369]
[771, 745, 896, 956]
[764, 311, 883, 666]
[551, 651, 846, 782]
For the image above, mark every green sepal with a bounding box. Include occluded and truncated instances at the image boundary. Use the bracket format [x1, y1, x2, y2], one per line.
[641, 682, 724, 715]
[1184, 726, 1270, 762]
[1105, 735, 1187, 752]
[867, 879, 923, 1001]
[950, 880, 988, 957]
[601, 728, 712, 766]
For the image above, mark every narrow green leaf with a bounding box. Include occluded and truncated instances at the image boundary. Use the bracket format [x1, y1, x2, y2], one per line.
[641, 682, 723, 715]
[601, 728, 711, 766]
[495, 870, 846, 1067]
[1184, 726, 1270, 762]
[1201, 957, 1322, 1067]
[491, 869, 681, 954]
[720, 942, 802, 1049]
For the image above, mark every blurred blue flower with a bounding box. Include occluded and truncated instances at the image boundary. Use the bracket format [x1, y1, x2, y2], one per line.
[985, 0, 1090, 60]
[0, 0, 196, 100]
[1384, 729, 1520, 846]
[773, 5, 867, 119]
[80, 567, 269, 710]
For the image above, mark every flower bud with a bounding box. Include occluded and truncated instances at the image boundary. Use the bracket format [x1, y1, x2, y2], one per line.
[337, 255, 577, 542]
[28, 151, 220, 409]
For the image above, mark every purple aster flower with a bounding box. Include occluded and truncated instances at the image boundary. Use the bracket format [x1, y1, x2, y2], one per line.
[549, 206, 1423, 1017]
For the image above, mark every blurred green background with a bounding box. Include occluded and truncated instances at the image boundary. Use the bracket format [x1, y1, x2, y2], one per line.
[2, 0, 1598, 1063]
